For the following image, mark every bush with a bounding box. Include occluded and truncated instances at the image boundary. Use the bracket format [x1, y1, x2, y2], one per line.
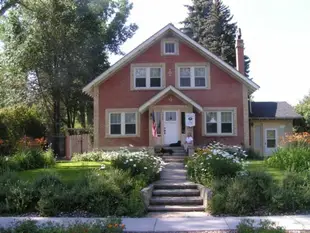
[186, 142, 244, 186]
[0, 105, 46, 155]
[209, 172, 274, 215]
[245, 147, 264, 160]
[72, 150, 120, 161]
[0, 148, 55, 172]
[111, 149, 164, 184]
[237, 219, 285, 233]
[271, 172, 310, 212]
[266, 133, 310, 172]
[0, 218, 125, 233]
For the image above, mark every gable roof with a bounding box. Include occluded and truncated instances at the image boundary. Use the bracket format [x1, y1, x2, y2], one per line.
[83, 23, 260, 96]
[139, 85, 203, 113]
[250, 101, 302, 119]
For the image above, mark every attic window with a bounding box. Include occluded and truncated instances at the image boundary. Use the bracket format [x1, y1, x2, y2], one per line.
[162, 39, 179, 55]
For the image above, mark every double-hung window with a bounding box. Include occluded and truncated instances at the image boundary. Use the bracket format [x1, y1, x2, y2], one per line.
[134, 67, 162, 89]
[109, 112, 137, 136]
[179, 66, 208, 88]
[205, 111, 234, 135]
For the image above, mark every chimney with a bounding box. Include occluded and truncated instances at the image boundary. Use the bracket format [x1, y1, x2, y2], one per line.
[235, 28, 245, 75]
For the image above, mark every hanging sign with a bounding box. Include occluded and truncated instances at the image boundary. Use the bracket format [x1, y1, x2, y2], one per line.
[185, 113, 196, 127]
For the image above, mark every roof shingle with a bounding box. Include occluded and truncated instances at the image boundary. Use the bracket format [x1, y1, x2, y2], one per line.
[250, 101, 302, 119]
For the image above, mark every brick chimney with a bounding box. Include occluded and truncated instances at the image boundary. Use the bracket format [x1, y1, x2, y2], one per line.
[235, 28, 245, 75]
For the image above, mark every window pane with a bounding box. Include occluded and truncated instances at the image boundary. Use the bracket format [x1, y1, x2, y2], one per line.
[125, 124, 136, 134]
[125, 113, 136, 124]
[180, 78, 191, 87]
[221, 112, 232, 123]
[181, 112, 185, 134]
[194, 67, 205, 77]
[165, 112, 177, 121]
[267, 139, 276, 148]
[135, 78, 146, 87]
[206, 112, 217, 123]
[180, 68, 191, 78]
[135, 68, 146, 78]
[267, 130, 276, 139]
[195, 77, 205, 87]
[111, 125, 121, 134]
[165, 42, 175, 53]
[221, 123, 232, 133]
[150, 68, 161, 78]
[150, 78, 161, 87]
[110, 113, 121, 124]
[207, 123, 217, 133]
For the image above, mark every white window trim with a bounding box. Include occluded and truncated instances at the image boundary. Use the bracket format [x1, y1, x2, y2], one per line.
[176, 63, 210, 89]
[203, 108, 237, 136]
[108, 112, 138, 137]
[131, 63, 165, 90]
[161, 38, 179, 56]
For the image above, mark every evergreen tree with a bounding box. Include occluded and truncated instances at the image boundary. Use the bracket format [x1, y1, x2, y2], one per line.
[181, 0, 251, 77]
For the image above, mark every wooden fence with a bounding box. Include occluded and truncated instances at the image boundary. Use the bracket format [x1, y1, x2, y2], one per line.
[65, 134, 92, 159]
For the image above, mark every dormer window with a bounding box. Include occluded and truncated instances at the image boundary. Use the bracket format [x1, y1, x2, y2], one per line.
[162, 38, 179, 55]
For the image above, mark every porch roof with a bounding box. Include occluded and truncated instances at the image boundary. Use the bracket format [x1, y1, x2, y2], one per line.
[138, 85, 203, 113]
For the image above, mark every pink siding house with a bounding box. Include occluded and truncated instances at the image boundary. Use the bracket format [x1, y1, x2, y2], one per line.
[83, 24, 301, 155]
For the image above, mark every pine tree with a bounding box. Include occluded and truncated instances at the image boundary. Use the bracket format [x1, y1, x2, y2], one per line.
[181, 0, 251, 77]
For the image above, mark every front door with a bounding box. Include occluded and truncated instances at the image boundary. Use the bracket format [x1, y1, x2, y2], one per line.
[164, 111, 179, 145]
[264, 128, 277, 155]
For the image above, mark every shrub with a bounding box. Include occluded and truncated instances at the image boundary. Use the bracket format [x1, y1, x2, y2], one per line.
[237, 219, 285, 233]
[209, 172, 274, 215]
[0, 148, 55, 172]
[186, 142, 244, 186]
[0, 105, 46, 155]
[266, 133, 310, 172]
[245, 147, 263, 160]
[271, 172, 310, 212]
[111, 149, 164, 184]
[0, 218, 125, 233]
[72, 150, 120, 161]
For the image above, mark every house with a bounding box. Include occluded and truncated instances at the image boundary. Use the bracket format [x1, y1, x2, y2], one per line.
[83, 23, 302, 155]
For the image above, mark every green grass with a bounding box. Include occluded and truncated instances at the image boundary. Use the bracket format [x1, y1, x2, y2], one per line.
[246, 160, 286, 182]
[18, 160, 111, 183]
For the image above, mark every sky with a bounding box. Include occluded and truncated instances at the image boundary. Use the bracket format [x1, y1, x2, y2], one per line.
[109, 0, 310, 106]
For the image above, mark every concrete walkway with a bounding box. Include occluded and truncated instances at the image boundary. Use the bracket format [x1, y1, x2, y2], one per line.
[1, 216, 310, 232]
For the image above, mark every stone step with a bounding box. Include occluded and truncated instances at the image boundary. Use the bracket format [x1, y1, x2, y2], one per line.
[153, 189, 200, 197]
[161, 168, 186, 174]
[162, 156, 186, 160]
[154, 181, 197, 190]
[162, 146, 184, 150]
[150, 196, 203, 205]
[163, 158, 185, 163]
[160, 174, 187, 180]
[164, 162, 184, 169]
[148, 205, 205, 212]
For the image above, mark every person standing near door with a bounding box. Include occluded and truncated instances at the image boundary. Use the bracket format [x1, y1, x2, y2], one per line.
[184, 132, 193, 152]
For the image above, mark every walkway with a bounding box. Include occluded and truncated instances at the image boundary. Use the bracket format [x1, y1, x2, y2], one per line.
[1, 215, 310, 231]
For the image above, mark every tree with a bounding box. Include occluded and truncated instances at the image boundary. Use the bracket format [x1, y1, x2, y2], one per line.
[181, 0, 251, 77]
[295, 92, 310, 132]
[0, 0, 137, 155]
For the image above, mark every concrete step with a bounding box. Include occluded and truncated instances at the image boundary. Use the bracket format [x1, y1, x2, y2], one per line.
[154, 181, 197, 190]
[153, 189, 200, 197]
[163, 158, 185, 163]
[148, 205, 205, 212]
[162, 146, 184, 150]
[150, 197, 203, 205]
[161, 168, 186, 174]
[164, 162, 184, 169]
[160, 174, 187, 180]
[162, 156, 186, 160]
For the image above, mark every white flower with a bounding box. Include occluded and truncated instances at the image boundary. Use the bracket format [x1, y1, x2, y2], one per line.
[184, 165, 187, 168]
[133, 164, 136, 167]
[144, 167, 147, 169]
[129, 159, 133, 161]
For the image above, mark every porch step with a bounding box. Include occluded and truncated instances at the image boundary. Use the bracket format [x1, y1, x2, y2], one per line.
[153, 189, 200, 197]
[148, 205, 205, 212]
[150, 196, 203, 205]
[154, 181, 197, 190]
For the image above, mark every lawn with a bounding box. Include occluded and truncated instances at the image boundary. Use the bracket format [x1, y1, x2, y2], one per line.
[18, 161, 111, 183]
[246, 160, 286, 182]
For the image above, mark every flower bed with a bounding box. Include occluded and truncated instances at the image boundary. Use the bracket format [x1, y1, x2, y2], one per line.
[186, 142, 245, 186]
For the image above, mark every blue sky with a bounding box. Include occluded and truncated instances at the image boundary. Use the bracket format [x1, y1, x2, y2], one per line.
[109, 0, 310, 106]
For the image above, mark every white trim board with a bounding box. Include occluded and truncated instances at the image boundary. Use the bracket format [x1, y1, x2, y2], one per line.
[138, 85, 203, 113]
[82, 23, 260, 96]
